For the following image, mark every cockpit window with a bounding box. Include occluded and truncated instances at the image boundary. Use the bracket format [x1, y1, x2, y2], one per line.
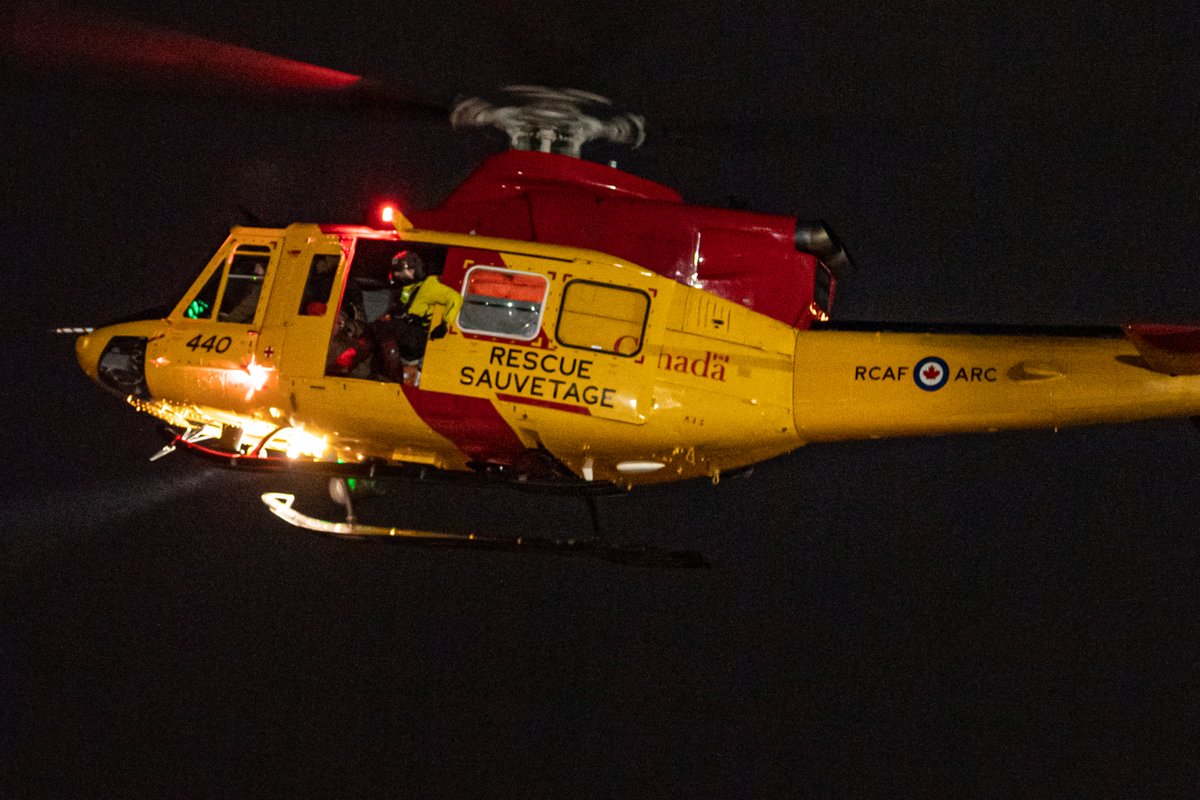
[457, 266, 548, 340]
[218, 252, 270, 323]
[185, 268, 222, 319]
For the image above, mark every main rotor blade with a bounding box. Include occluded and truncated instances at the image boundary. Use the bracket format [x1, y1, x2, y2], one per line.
[0, 5, 448, 116]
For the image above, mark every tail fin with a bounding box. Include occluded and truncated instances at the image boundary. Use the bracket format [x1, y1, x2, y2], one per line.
[1124, 324, 1200, 375]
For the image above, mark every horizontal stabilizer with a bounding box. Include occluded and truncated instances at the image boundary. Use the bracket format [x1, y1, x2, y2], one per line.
[1124, 324, 1200, 375]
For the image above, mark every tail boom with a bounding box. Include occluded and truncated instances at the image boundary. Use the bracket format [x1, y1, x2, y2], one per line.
[792, 327, 1200, 442]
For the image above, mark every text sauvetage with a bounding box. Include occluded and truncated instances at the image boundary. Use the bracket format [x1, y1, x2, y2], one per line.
[460, 345, 618, 408]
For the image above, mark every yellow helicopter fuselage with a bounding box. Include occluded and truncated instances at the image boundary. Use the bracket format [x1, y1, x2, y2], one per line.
[75, 222, 1200, 486]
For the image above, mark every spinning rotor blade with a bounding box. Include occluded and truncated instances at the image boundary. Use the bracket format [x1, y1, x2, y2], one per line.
[0, 5, 448, 116]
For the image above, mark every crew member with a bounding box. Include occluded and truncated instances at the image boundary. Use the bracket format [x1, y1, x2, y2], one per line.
[371, 250, 462, 382]
[328, 311, 371, 377]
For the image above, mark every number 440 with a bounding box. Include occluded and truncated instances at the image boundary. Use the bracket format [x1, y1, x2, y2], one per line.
[186, 334, 233, 353]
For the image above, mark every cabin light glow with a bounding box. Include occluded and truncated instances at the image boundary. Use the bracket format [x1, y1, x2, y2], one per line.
[285, 428, 328, 460]
[246, 359, 270, 391]
[225, 357, 272, 401]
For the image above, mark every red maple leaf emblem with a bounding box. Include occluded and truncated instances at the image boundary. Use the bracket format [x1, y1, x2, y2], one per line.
[922, 364, 942, 381]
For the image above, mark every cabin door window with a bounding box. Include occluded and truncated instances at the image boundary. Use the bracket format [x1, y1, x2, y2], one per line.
[555, 280, 649, 357]
[298, 254, 342, 316]
[457, 266, 548, 340]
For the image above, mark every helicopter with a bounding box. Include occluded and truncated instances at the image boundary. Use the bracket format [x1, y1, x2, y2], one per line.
[13, 8, 1200, 563]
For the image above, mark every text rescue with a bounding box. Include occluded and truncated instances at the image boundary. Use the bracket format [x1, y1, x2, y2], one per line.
[460, 345, 618, 408]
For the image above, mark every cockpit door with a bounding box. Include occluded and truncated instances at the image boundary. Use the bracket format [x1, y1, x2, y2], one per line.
[151, 237, 282, 408]
[267, 249, 346, 379]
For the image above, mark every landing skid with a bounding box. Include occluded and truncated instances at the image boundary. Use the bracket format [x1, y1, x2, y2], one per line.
[261, 486, 708, 569]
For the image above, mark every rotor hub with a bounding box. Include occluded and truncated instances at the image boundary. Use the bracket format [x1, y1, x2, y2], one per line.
[451, 85, 645, 158]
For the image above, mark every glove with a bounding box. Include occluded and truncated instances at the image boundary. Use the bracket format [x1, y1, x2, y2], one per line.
[429, 321, 448, 340]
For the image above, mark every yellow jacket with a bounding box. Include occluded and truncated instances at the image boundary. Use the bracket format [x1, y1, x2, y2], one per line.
[399, 276, 462, 324]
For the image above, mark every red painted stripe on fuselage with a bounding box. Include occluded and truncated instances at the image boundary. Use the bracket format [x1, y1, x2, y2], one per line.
[400, 385, 526, 465]
[495, 393, 591, 415]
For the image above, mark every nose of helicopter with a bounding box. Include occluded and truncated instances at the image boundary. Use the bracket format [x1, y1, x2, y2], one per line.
[74, 329, 104, 382]
[74, 323, 154, 399]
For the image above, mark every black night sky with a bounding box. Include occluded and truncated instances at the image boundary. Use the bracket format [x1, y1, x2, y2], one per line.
[3, 2, 1200, 796]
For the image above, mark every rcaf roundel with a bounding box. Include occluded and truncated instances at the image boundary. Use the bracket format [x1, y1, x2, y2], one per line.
[913, 356, 949, 391]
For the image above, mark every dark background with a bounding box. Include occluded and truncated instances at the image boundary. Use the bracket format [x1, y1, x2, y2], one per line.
[3, 2, 1199, 795]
